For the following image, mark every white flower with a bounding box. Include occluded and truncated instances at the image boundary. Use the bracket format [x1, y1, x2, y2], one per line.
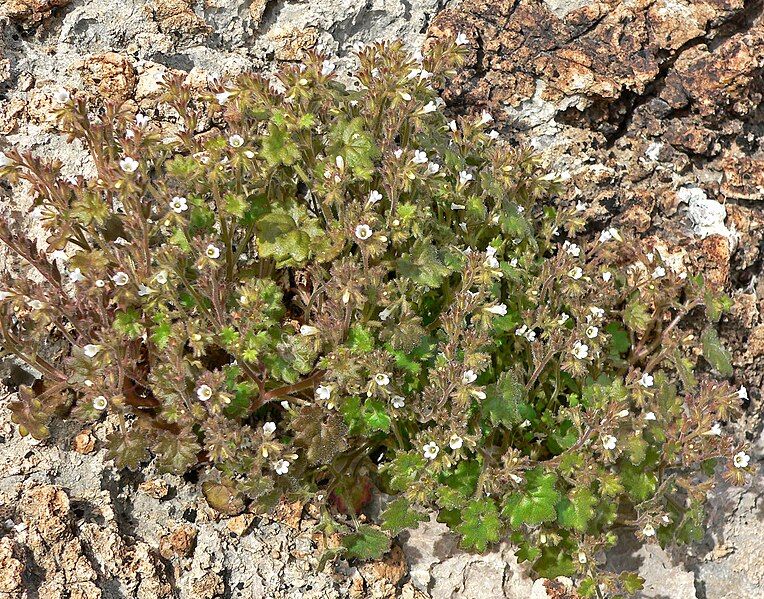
[155, 270, 168, 285]
[407, 68, 421, 80]
[563, 241, 581, 257]
[568, 266, 583, 280]
[557, 313, 570, 325]
[602, 271, 612, 282]
[449, 434, 463, 450]
[478, 110, 493, 125]
[197, 384, 213, 401]
[578, 552, 588, 564]
[448, 119, 458, 132]
[427, 161, 441, 174]
[639, 372, 654, 388]
[589, 306, 605, 319]
[485, 246, 500, 268]
[586, 325, 599, 339]
[602, 435, 617, 450]
[274, 459, 290, 475]
[515, 325, 528, 337]
[205, 244, 221, 259]
[420, 100, 438, 114]
[644, 411, 657, 421]
[321, 60, 336, 76]
[737, 385, 748, 400]
[83, 344, 101, 358]
[68, 268, 85, 283]
[53, 89, 70, 103]
[316, 385, 332, 400]
[399, 91, 412, 101]
[392, 396, 405, 409]
[599, 227, 622, 243]
[280, 400, 290, 410]
[488, 129, 500, 140]
[263, 422, 277, 435]
[733, 451, 750, 469]
[575, 201, 588, 212]
[0, 152, 12, 167]
[374, 373, 390, 386]
[379, 307, 392, 321]
[423, 442, 440, 460]
[367, 190, 383, 206]
[355, 223, 373, 240]
[216, 91, 232, 104]
[470, 389, 487, 400]
[169, 196, 188, 213]
[299, 323, 320, 336]
[135, 113, 150, 128]
[0, 290, 12, 301]
[572, 341, 589, 360]
[119, 157, 139, 173]
[704, 423, 722, 436]
[462, 370, 478, 385]
[455, 32, 469, 46]
[394, 148, 403, 159]
[95, 279, 106, 288]
[652, 266, 666, 279]
[228, 134, 244, 148]
[27, 299, 44, 310]
[92, 396, 108, 410]
[112, 271, 129, 286]
[459, 170, 473, 185]
[451, 203, 466, 210]
[335, 155, 345, 169]
[412, 150, 428, 164]
[481, 301, 507, 316]
[137, 284, 154, 297]
[642, 524, 656, 537]
[616, 409, 630, 418]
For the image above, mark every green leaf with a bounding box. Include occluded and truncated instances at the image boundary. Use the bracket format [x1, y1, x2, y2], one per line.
[385, 452, 427, 492]
[396, 240, 452, 287]
[261, 122, 300, 166]
[106, 429, 150, 470]
[456, 498, 501, 552]
[361, 399, 391, 432]
[328, 118, 379, 180]
[347, 325, 374, 353]
[113, 308, 144, 339]
[700, 327, 733, 376]
[154, 427, 201, 474]
[484, 369, 525, 427]
[556, 487, 597, 531]
[606, 322, 631, 354]
[380, 498, 428, 535]
[342, 525, 391, 559]
[623, 298, 650, 334]
[621, 572, 645, 594]
[672, 350, 697, 391]
[256, 211, 311, 265]
[620, 462, 657, 502]
[533, 545, 575, 578]
[502, 469, 560, 528]
[168, 227, 191, 252]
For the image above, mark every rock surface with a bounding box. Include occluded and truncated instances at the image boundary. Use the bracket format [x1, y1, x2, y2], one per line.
[1, 0, 763, 597]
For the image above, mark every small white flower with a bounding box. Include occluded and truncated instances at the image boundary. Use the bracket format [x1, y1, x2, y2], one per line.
[602, 435, 617, 450]
[486, 303, 508, 316]
[568, 266, 583, 280]
[738, 385, 748, 400]
[316, 385, 332, 400]
[616, 409, 630, 418]
[599, 227, 621, 243]
[562, 240, 580, 257]
[451, 203, 466, 210]
[578, 552, 588, 564]
[470, 389, 487, 400]
[228, 134, 244, 148]
[733, 451, 750, 469]
[428, 161, 441, 174]
[478, 110, 493, 125]
[642, 524, 656, 537]
[590, 306, 605, 319]
[459, 170, 473, 185]
[263, 421, 277, 435]
[300, 325, 319, 336]
[455, 32, 469, 46]
[137, 284, 154, 297]
[407, 68, 421, 80]
[274, 459, 290, 475]
[448, 119, 458, 132]
[462, 370, 478, 385]
[27, 299, 44, 310]
[92, 396, 108, 410]
[83, 344, 101, 358]
[367, 190, 383, 206]
[423, 442, 440, 460]
[155, 271, 168, 285]
[205, 244, 221, 259]
[95, 279, 106, 288]
[557, 313, 570, 325]
[53, 89, 70, 103]
[280, 400, 290, 410]
[119, 157, 139, 173]
[420, 100, 438, 114]
[639, 372, 654, 388]
[412, 150, 428, 164]
[355, 223, 373, 240]
[374, 373, 390, 386]
[0, 290, 12, 301]
[449, 434, 463, 450]
[379, 307, 392, 321]
[484, 246, 500, 269]
[169, 196, 188, 213]
[488, 129, 500, 140]
[114, 237, 129, 246]
[602, 271, 612, 282]
[644, 411, 657, 421]
[321, 60, 336, 76]
[216, 91, 232, 104]
[0, 152, 12, 167]
[392, 396, 405, 409]
[135, 113, 150, 128]
[572, 341, 589, 360]
[197, 384, 213, 401]
[515, 325, 528, 337]
[335, 155, 345, 169]
[68, 268, 85, 283]
[112, 271, 129, 286]
[394, 148, 403, 159]
[509, 473, 523, 484]
[586, 325, 599, 339]
[575, 200, 588, 212]
[399, 91, 412, 101]
[705, 423, 722, 436]
[652, 266, 666, 279]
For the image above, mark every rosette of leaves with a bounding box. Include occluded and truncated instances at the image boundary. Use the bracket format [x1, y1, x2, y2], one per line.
[0, 36, 752, 596]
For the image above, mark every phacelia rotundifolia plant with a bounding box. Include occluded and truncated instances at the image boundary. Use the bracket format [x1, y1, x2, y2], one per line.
[0, 37, 753, 596]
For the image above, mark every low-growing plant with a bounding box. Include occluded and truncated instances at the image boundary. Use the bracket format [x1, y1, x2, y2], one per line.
[0, 37, 753, 596]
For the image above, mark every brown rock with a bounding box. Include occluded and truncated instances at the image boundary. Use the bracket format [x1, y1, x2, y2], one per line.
[269, 498, 303, 529]
[1, 0, 70, 28]
[138, 478, 170, 499]
[159, 524, 197, 559]
[75, 53, 137, 104]
[147, 0, 211, 38]
[267, 27, 320, 61]
[226, 513, 255, 536]
[249, 0, 270, 29]
[745, 326, 764, 360]
[190, 571, 224, 599]
[359, 544, 407, 587]
[72, 429, 96, 454]
[0, 537, 24, 594]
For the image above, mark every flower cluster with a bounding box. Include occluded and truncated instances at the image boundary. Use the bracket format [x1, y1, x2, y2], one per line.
[0, 37, 752, 596]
